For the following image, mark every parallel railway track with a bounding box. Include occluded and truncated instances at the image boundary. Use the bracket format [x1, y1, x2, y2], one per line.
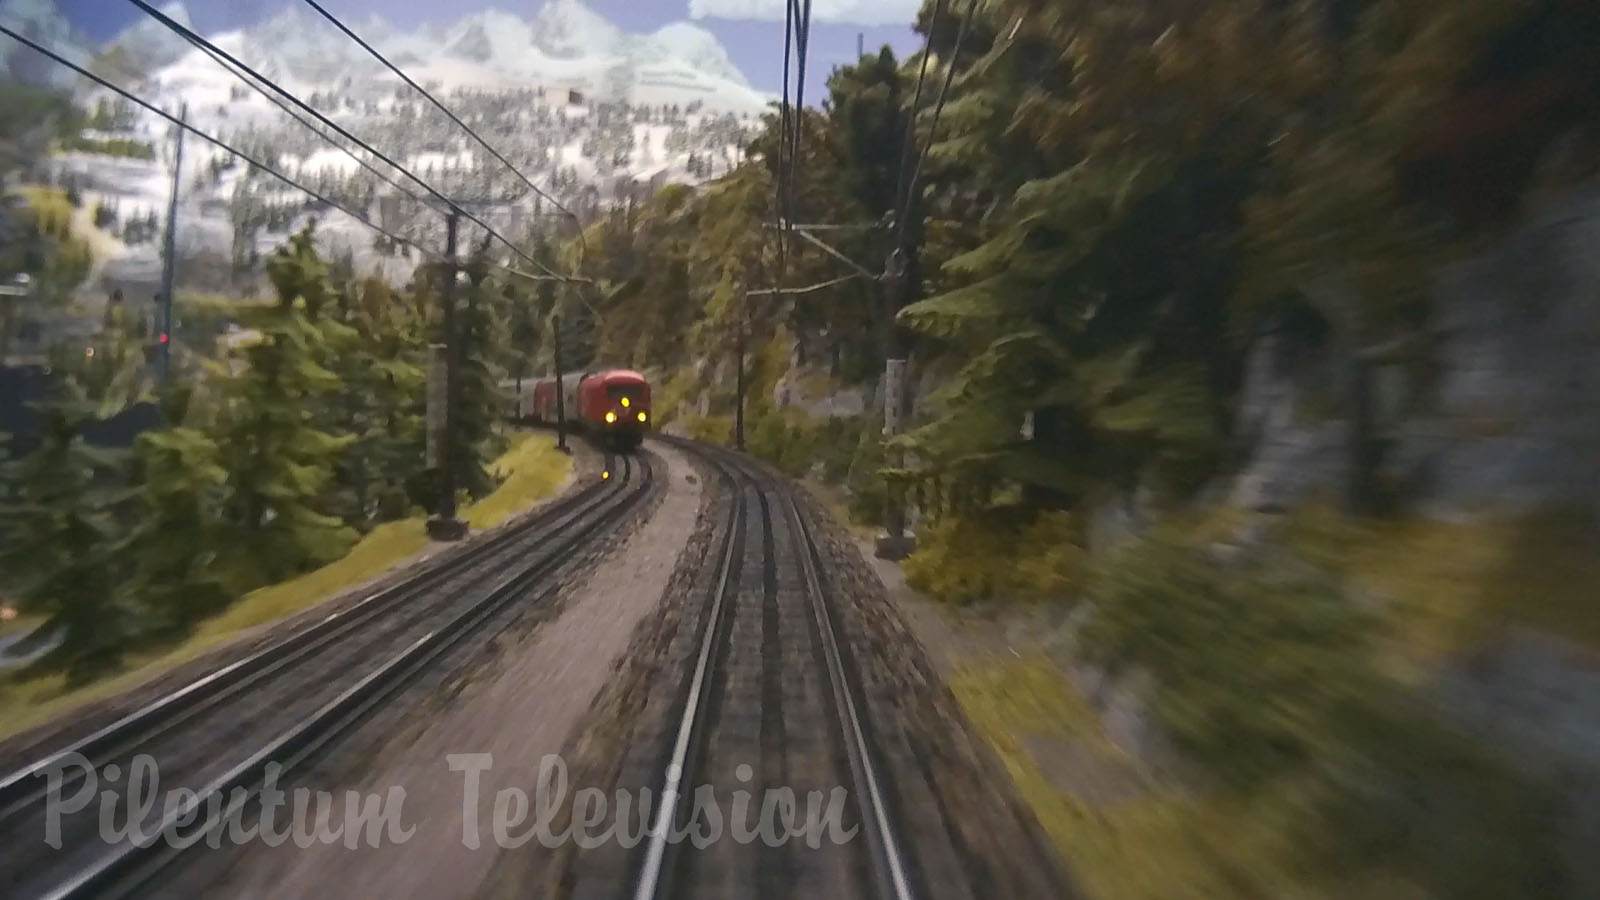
[0, 449, 656, 900]
[632, 438, 916, 900]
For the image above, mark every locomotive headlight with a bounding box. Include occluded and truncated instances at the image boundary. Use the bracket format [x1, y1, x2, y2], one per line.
[620, 397, 630, 408]
[605, 411, 617, 424]
[637, 411, 647, 423]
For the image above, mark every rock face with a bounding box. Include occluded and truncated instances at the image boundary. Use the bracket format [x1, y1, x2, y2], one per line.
[1414, 181, 1600, 519]
[1228, 322, 1347, 513]
[1230, 176, 1600, 521]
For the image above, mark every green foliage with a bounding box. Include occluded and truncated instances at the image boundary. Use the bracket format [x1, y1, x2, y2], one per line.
[842, 425, 888, 525]
[58, 136, 155, 160]
[0, 385, 139, 683]
[680, 413, 733, 446]
[453, 250, 512, 500]
[126, 389, 234, 639]
[904, 509, 1083, 605]
[320, 274, 427, 527]
[1081, 534, 1377, 786]
[211, 224, 357, 584]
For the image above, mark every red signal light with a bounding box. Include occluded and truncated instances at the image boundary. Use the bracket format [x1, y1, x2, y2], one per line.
[158, 333, 169, 344]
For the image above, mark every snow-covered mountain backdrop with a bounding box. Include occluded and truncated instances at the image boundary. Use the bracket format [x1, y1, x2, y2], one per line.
[2, 0, 775, 294]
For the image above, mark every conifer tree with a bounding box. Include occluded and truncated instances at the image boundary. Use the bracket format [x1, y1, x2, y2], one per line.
[0, 380, 138, 683]
[211, 223, 357, 585]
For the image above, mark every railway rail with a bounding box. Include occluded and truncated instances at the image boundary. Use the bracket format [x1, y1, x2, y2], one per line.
[631, 438, 915, 900]
[0, 449, 657, 900]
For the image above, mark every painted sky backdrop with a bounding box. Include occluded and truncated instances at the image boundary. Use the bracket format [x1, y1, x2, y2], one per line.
[53, 0, 923, 104]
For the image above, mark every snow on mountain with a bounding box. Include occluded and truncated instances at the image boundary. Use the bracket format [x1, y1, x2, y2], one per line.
[234, 4, 381, 86]
[0, 0, 88, 86]
[529, 0, 623, 60]
[43, 1, 772, 296]
[103, 2, 193, 74]
[444, 9, 536, 67]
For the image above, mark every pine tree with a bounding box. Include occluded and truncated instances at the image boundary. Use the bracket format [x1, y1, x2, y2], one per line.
[211, 223, 357, 585]
[0, 381, 139, 683]
[126, 384, 234, 640]
[325, 275, 426, 527]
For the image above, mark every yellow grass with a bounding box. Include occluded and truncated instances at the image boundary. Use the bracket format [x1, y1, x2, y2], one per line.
[947, 653, 1558, 900]
[0, 431, 570, 742]
[1287, 506, 1600, 664]
[465, 432, 572, 530]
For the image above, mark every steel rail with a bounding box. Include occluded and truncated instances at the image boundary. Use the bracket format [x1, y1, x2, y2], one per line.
[38, 453, 653, 900]
[630, 447, 744, 900]
[636, 437, 916, 900]
[0, 463, 614, 817]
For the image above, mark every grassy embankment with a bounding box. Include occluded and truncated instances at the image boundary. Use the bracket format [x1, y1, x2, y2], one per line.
[0, 431, 571, 742]
[925, 507, 1597, 899]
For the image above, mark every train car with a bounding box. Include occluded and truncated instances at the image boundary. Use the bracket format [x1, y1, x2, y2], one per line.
[519, 368, 652, 451]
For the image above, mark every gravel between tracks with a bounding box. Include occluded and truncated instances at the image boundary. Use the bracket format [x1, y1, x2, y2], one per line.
[173, 442, 705, 900]
[479, 448, 1080, 900]
[790, 483, 1084, 900]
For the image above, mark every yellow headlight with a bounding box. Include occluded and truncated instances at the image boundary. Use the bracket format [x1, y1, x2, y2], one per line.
[637, 411, 647, 423]
[602, 470, 610, 480]
[604, 411, 617, 423]
[620, 397, 630, 408]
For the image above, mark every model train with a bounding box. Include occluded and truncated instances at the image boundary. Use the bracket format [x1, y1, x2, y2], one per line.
[510, 368, 652, 452]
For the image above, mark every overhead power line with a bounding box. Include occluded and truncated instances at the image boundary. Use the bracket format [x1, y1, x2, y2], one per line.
[775, 0, 796, 281]
[295, 0, 579, 231]
[889, 0, 945, 241]
[894, 0, 979, 253]
[0, 23, 438, 265]
[174, 30, 432, 210]
[749, 273, 864, 297]
[124, 0, 582, 283]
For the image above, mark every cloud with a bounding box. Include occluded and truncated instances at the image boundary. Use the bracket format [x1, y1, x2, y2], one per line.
[688, 0, 922, 27]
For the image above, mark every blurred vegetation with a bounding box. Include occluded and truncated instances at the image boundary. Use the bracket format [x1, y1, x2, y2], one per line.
[56, 136, 155, 160]
[0, 431, 568, 741]
[0, 222, 541, 684]
[954, 650, 1564, 900]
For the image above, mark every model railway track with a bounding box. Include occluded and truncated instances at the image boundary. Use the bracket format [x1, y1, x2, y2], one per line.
[0, 450, 656, 900]
[633, 438, 915, 900]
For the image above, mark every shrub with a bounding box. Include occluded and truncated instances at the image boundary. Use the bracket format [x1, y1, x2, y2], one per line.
[904, 512, 1023, 605]
[1078, 534, 1378, 786]
[903, 508, 1085, 605]
[842, 427, 888, 525]
[680, 413, 732, 445]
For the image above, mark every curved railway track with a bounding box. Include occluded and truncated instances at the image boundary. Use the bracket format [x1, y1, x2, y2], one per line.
[632, 438, 915, 900]
[0, 449, 657, 900]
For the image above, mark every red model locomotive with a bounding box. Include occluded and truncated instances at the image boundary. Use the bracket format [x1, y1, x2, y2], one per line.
[518, 368, 652, 451]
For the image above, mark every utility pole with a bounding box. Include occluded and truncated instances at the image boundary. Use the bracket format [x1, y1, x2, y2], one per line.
[157, 102, 186, 381]
[427, 211, 467, 541]
[734, 291, 746, 450]
[875, 247, 915, 561]
[553, 312, 568, 453]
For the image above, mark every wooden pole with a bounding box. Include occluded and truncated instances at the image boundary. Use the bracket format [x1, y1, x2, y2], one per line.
[553, 313, 568, 453]
[157, 102, 186, 381]
[427, 212, 466, 540]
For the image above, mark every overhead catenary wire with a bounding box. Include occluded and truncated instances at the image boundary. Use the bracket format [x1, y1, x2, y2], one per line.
[894, 0, 979, 254]
[788, 0, 814, 226]
[888, 0, 945, 245]
[124, 0, 583, 284]
[294, 0, 580, 232]
[0, 24, 441, 267]
[748, 273, 863, 297]
[174, 28, 432, 211]
[774, 0, 796, 282]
